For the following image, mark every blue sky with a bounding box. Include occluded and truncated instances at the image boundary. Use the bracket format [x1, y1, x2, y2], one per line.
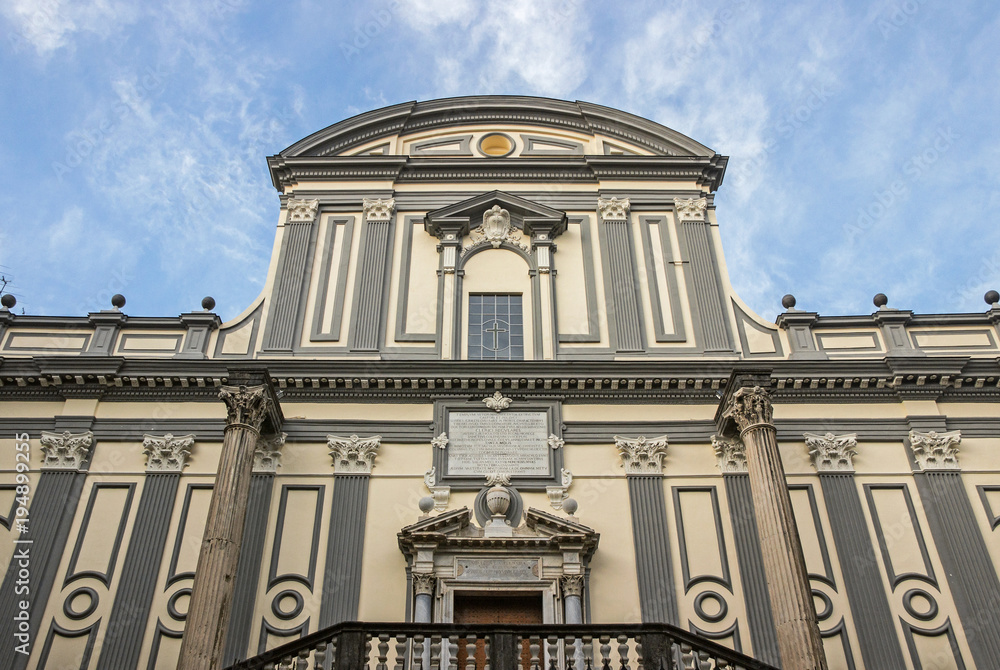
[1, 0, 997, 323]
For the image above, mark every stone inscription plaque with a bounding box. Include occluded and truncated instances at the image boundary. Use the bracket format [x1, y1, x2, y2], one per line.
[456, 558, 539, 582]
[447, 411, 550, 477]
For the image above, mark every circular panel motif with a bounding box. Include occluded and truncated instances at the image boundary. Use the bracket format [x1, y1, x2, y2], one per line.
[693, 591, 728, 624]
[902, 588, 939, 622]
[167, 588, 192, 622]
[478, 133, 516, 157]
[811, 589, 833, 622]
[64, 586, 99, 621]
[272, 589, 305, 621]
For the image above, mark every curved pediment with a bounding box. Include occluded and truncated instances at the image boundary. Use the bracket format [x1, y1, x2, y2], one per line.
[279, 96, 714, 159]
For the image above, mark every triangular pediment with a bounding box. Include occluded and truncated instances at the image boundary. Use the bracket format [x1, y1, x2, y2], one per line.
[524, 508, 598, 538]
[424, 191, 568, 239]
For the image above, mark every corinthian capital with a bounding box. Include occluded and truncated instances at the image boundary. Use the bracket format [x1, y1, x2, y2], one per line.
[712, 435, 747, 473]
[615, 435, 669, 475]
[560, 574, 584, 597]
[219, 384, 271, 432]
[805, 432, 858, 472]
[597, 197, 630, 221]
[254, 432, 286, 472]
[40, 431, 94, 470]
[328, 434, 381, 474]
[673, 197, 707, 221]
[909, 430, 961, 471]
[286, 198, 319, 223]
[142, 433, 195, 472]
[363, 197, 395, 222]
[723, 386, 774, 434]
[412, 572, 436, 596]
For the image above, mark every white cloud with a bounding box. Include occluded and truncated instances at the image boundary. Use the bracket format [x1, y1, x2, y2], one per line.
[398, 0, 591, 97]
[2, 0, 138, 55]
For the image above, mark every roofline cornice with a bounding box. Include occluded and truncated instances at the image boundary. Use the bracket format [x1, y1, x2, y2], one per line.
[276, 97, 716, 162]
[266, 154, 728, 192]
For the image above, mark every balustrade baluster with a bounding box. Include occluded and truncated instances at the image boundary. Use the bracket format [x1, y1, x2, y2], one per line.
[678, 644, 693, 670]
[448, 634, 459, 670]
[430, 636, 442, 670]
[376, 634, 390, 670]
[582, 636, 593, 670]
[394, 635, 407, 670]
[413, 635, 425, 670]
[465, 636, 477, 670]
[547, 635, 559, 670]
[313, 641, 327, 670]
[616, 635, 630, 670]
[635, 638, 643, 670]
[529, 636, 542, 670]
[599, 636, 611, 670]
[697, 650, 712, 670]
[564, 635, 576, 670]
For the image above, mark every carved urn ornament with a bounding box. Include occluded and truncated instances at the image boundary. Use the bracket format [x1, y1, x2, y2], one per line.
[485, 472, 512, 516]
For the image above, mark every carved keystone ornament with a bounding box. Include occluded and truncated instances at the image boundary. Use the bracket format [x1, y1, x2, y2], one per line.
[483, 391, 512, 412]
[465, 205, 528, 254]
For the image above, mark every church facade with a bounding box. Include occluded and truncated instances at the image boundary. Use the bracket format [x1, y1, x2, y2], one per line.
[1, 96, 999, 670]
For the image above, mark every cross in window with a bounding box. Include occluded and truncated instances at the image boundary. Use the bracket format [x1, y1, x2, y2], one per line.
[484, 320, 507, 350]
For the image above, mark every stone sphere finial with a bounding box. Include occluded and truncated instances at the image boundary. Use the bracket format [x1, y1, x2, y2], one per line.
[985, 290, 999, 306]
[418, 496, 434, 514]
[202, 296, 216, 311]
[562, 498, 578, 516]
[0, 294, 15, 309]
[873, 293, 888, 308]
[781, 294, 796, 310]
[111, 294, 126, 309]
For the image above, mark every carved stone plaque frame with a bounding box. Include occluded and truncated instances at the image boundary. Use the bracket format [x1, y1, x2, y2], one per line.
[433, 398, 563, 490]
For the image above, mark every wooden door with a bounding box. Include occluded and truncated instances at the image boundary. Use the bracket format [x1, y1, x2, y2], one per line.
[453, 593, 543, 670]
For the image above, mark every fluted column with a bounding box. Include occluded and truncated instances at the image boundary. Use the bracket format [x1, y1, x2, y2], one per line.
[721, 382, 827, 669]
[177, 382, 275, 670]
